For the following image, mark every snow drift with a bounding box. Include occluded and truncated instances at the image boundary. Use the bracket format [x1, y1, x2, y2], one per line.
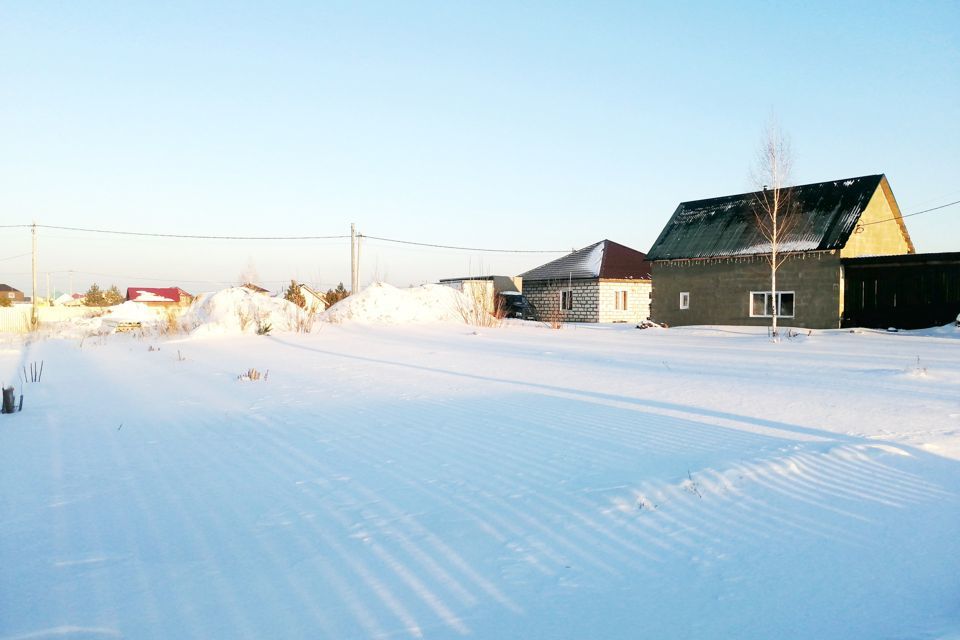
[181, 287, 314, 336]
[322, 282, 476, 324]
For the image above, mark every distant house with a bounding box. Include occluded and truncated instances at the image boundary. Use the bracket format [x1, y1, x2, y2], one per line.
[126, 287, 194, 307]
[0, 284, 25, 304]
[241, 283, 271, 295]
[438, 275, 523, 315]
[520, 240, 652, 323]
[297, 284, 328, 313]
[54, 293, 85, 307]
[646, 174, 915, 329]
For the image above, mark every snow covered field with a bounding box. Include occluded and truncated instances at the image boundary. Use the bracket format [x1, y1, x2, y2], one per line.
[2, 316, 959, 639]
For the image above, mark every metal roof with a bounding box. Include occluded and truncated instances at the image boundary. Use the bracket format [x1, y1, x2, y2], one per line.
[647, 174, 889, 261]
[520, 240, 651, 282]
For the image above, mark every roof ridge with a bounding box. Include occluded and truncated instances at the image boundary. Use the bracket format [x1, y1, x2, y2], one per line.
[680, 174, 884, 207]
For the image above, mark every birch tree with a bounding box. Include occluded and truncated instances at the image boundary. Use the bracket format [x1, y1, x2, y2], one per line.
[751, 123, 799, 339]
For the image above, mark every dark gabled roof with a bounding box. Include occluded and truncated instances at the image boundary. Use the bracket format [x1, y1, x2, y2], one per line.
[520, 240, 651, 282]
[647, 174, 889, 261]
[0, 284, 22, 293]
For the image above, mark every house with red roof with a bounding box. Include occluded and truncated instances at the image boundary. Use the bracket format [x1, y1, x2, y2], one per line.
[126, 287, 194, 307]
[519, 240, 652, 323]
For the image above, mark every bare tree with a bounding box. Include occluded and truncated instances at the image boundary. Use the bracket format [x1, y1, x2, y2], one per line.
[751, 122, 799, 339]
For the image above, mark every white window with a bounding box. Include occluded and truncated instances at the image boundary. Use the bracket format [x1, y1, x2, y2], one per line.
[561, 289, 573, 310]
[750, 291, 795, 318]
[614, 290, 628, 310]
[679, 291, 689, 309]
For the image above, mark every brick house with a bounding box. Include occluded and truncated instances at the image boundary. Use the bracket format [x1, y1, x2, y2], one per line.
[520, 240, 652, 323]
[646, 174, 915, 329]
[0, 284, 26, 304]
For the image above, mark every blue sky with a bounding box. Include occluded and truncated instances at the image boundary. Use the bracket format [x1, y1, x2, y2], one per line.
[1, 1, 958, 295]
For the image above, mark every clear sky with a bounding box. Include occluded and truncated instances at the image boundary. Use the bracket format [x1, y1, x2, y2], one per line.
[1, 1, 958, 296]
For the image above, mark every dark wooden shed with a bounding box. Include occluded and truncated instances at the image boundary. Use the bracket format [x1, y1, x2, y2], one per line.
[841, 252, 960, 329]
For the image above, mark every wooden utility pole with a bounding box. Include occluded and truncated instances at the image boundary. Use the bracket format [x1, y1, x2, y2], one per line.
[31, 223, 38, 327]
[350, 223, 359, 293]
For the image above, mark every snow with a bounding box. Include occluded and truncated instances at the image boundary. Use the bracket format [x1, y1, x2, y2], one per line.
[1, 321, 959, 639]
[181, 287, 315, 336]
[129, 290, 175, 302]
[104, 301, 159, 323]
[322, 282, 474, 324]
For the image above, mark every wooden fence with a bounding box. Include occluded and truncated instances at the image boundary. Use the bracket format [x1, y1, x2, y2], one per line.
[0, 306, 96, 333]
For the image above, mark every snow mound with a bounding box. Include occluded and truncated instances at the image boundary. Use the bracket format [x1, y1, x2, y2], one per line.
[323, 282, 474, 324]
[182, 287, 314, 336]
[103, 301, 158, 323]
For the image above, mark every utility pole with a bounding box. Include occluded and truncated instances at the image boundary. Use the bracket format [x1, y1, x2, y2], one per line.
[31, 223, 38, 327]
[350, 223, 359, 293]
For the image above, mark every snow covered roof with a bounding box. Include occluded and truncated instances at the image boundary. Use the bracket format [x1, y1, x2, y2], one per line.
[647, 174, 911, 261]
[126, 287, 192, 303]
[520, 240, 651, 282]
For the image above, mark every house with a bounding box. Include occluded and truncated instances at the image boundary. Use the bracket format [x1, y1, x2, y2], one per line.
[519, 240, 652, 323]
[126, 287, 194, 307]
[241, 283, 271, 295]
[54, 293, 85, 306]
[0, 284, 25, 304]
[646, 174, 914, 329]
[297, 284, 328, 313]
[438, 275, 523, 315]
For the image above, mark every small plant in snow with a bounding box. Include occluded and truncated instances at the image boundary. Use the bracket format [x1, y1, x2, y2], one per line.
[238, 368, 268, 381]
[636, 495, 658, 511]
[237, 309, 252, 332]
[907, 356, 927, 377]
[256, 320, 272, 335]
[683, 470, 703, 499]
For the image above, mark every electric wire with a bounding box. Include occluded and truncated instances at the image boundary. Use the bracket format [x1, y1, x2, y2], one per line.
[858, 199, 960, 226]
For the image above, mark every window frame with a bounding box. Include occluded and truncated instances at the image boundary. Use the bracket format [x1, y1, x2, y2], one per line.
[560, 289, 573, 311]
[614, 290, 628, 311]
[679, 291, 689, 310]
[749, 291, 795, 318]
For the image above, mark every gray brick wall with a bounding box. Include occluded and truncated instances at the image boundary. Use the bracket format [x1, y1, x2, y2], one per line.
[524, 280, 599, 323]
[650, 252, 843, 329]
[523, 279, 652, 323]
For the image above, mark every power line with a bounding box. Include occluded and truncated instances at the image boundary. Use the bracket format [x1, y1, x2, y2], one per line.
[359, 234, 569, 254]
[859, 199, 960, 227]
[34, 224, 351, 241]
[0, 252, 31, 262]
[3, 195, 956, 248]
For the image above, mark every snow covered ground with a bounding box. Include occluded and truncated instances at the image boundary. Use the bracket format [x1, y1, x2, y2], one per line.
[2, 316, 959, 639]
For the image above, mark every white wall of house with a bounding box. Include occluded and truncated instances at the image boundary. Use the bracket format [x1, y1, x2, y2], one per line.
[597, 280, 652, 323]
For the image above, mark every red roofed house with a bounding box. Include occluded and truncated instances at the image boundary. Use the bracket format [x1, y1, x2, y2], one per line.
[519, 239, 652, 323]
[126, 287, 194, 307]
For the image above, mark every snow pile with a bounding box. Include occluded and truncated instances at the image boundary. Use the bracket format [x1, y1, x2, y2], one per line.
[102, 301, 158, 323]
[35, 303, 161, 339]
[323, 282, 475, 324]
[181, 287, 314, 336]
